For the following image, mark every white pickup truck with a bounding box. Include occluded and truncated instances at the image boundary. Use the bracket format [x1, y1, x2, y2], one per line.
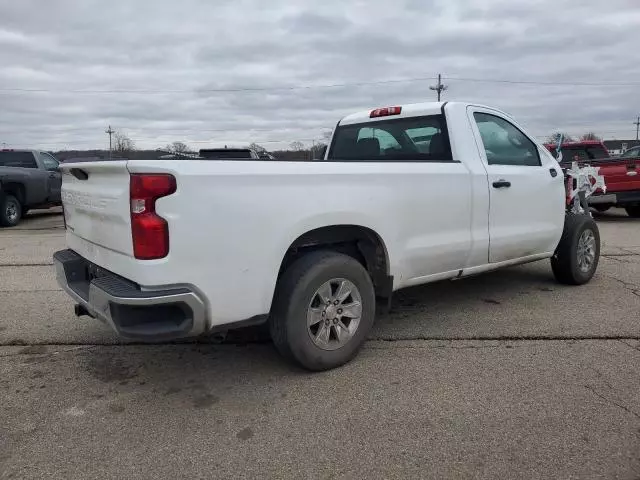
[54, 101, 600, 370]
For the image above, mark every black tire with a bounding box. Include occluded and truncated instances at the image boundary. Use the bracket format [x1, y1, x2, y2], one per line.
[625, 206, 640, 218]
[551, 214, 600, 285]
[269, 251, 376, 371]
[0, 194, 22, 227]
[593, 205, 610, 213]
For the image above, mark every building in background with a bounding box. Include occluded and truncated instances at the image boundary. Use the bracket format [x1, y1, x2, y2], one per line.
[603, 140, 640, 155]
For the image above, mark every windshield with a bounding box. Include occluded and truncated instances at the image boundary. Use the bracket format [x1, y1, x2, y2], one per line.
[327, 114, 452, 161]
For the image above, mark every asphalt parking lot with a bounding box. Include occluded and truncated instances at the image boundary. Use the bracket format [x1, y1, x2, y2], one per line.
[1, 208, 639, 479]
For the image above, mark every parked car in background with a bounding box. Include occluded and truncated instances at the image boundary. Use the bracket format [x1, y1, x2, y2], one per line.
[543, 140, 610, 165]
[0, 149, 62, 226]
[544, 141, 640, 217]
[54, 101, 601, 371]
[199, 148, 260, 159]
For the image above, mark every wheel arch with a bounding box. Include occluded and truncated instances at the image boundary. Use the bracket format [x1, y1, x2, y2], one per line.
[276, 224, 393, 301]
[0, 182, 26, 205]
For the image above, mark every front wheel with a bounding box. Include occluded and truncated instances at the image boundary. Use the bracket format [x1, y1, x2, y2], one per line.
[551, 214, 600, 285]
[625, 206, 640, 218]
[269, 251, 376, 371]
[0, 194, 22, 227]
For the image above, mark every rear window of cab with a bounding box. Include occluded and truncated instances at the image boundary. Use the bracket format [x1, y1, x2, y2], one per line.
[328, 115, 452, 162]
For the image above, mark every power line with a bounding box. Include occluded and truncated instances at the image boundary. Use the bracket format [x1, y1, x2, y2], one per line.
[5, 124, 637, 139]
[0, 77, 437, 94]
[444, 76, 640, 87]
[1, 75, 639, 95]
[0, 125, 330, 134]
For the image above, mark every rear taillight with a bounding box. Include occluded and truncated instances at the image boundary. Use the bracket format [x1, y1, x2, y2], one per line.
[130, 174, 176, 260]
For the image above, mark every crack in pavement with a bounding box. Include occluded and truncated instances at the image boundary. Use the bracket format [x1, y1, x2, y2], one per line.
[602, 274, 640, 298]
[584, 384, 640, 421]
[0, 289, 60, 293]
[0, 345, 95, 358]
[0, 263, 54, 267]
[2, 336, 640, 349]
[619, 339, 640, 354]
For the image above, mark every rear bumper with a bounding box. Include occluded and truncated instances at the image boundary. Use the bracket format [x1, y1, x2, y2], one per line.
[53, 249, 207, 340]
[588, 190, 640, 206]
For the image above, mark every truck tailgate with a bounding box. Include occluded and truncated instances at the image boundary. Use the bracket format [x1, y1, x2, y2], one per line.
[593, 158, 640, 192]
[60, 161, 133, 257]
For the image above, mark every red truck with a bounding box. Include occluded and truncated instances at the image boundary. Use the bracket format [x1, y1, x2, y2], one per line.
[544, 141, 640, 217]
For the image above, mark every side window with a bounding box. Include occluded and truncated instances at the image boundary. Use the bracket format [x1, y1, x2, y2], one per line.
[621, 146, 640, 158]
[40, 152, 59, 171]
[0, 152, 38, 168]
[473, 113, 541, 166]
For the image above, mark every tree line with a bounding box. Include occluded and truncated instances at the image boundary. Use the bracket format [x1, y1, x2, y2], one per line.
[59, 128, 606, 161]
[546, 132, 601, 144]
[105, 129, 330, 160]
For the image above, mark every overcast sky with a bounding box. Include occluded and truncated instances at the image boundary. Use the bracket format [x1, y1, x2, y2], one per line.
[1, 0, 639, 151]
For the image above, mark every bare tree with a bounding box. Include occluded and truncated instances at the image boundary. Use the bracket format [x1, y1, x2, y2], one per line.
[113, 131, 135, 156]
[290, 141, 304, 151]
[580, 132, 601, 141]
[168, 141, 189, 153]
[310, 142, 327, 160]
[248, 142, 266, 153]
[547, 132, 575, 144]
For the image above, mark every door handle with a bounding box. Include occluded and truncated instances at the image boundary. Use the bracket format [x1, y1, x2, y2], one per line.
[492, 179, 511, 189]
[549, 168, 558, 178]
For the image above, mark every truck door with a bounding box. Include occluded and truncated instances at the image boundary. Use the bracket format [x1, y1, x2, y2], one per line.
[39, 153, 62, 203]
[468, 107, 565, 263]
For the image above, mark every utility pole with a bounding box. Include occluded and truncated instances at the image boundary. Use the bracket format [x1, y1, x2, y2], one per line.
[429, 74, 448, 102]
[634, 116, 640, 141]
[105, 125, 114, 160]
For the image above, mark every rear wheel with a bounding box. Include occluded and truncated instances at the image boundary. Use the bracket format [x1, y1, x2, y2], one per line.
[625, 206, 640, 218]
[269, 251, 375, 371]
[0, 194, 22, 227]
[551, 214, 600, 285]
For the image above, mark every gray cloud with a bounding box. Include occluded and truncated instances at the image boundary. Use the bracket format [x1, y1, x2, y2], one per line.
[1, 0, 639, 151]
